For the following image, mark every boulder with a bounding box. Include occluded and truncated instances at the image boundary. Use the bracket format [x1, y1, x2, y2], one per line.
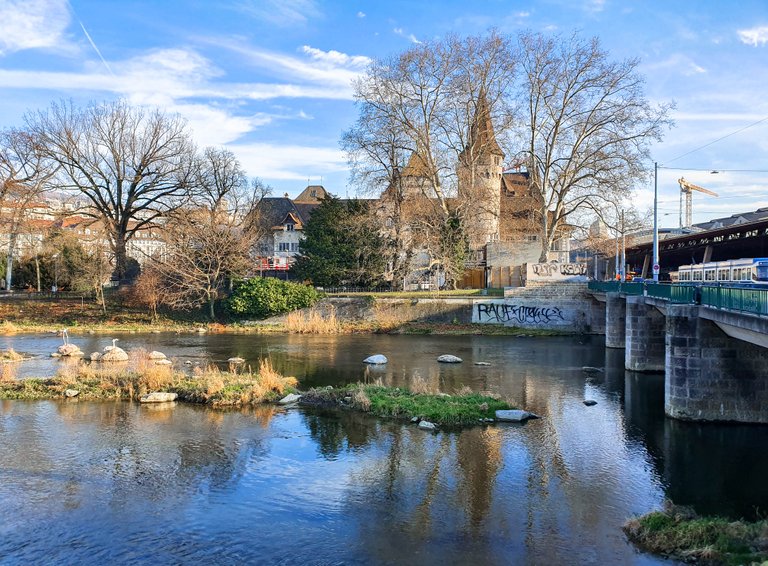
[474, 361, 491, 366]
[228, 357, 246, 364]
[363, 354, 388, 365]
[101, 347, 129, 362]
[90, 352, 102, 361]
[278, 393, 302, 405]
[64, 389, 79, 398]
[50, 352, 62, 358]
[418, 420, 437, 431]
[148, 351, 167, 360]
[495, 409, 539, 422]
[155, 359, 173, 366]
[57, 344, 83, 357]
[140, 392, 178, 403]
[410, 416, 420, 423]
[437, 354, 462, 363]
[583, 400, 598, 406]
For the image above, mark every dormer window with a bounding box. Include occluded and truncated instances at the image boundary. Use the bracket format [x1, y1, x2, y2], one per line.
[286, 223, 294, 231]
[310, 190, 317, 198]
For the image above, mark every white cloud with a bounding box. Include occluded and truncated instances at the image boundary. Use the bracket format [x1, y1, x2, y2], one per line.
[300, 45, 370, 70]
[237, 0, 321, 27]
[515, 11, 530, 18]
[586, 0, 606, 13]
[357, 11, 365, 18]
[0, 0, 72, 55]
[232, 142, 346, 180]
[393, 27, 422, 44]
[737, 26, 768, 46]
[643, 53, 707, 76]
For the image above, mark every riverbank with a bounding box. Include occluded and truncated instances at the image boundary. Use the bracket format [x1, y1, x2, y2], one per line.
[624, 503, 768, 565]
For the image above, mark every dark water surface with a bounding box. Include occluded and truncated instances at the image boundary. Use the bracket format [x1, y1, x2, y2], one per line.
[1, 333, 766, 565]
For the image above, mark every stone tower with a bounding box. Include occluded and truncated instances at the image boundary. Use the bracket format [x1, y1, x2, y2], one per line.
[457, 91, 504, 249]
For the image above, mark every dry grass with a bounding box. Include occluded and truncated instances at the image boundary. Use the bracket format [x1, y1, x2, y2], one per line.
[0, 348, 24, 361]
[410, 375, 436, 395]
[351, 383, 371, 411]
[371, 303, 408, 332]
[285, 307, 340, 334]
[0, 321, 20, 335]
[455, 385, 474, 396]
[0, 362, 18, 382]
[258, 357, 298, 395]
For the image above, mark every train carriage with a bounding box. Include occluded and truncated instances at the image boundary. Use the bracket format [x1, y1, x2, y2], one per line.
[675, 258, 768, 285]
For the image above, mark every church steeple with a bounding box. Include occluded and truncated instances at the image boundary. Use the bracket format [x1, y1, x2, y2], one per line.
[469, 90, 504, 158]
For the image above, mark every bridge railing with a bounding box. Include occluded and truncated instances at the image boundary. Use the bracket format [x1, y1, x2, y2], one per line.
[587, 281, 644, 295]
[701, 286, 768, 316]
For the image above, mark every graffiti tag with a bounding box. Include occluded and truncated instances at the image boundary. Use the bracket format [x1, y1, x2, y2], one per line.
[530, 262, 587, 277]
[475, 303, 565, 325]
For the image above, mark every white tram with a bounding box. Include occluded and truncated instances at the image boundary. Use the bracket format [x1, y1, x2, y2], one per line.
[672, 258, 768, 284]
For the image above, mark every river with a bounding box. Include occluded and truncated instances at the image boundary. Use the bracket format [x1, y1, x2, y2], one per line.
[1, 332, 766, 564]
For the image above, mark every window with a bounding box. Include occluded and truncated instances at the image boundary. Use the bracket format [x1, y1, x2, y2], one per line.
[705, 269, 716, 281]
[718, 269, 729, 281]
[286, 223, 294, 231]
[290, 243, 299, 252]
[385, 217, 393, 228]
[310, 190, 317, 197]
[258, 243, 270, 254]
[278, 243, 289, 252]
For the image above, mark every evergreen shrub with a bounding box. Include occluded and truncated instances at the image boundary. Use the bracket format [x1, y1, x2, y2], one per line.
[227, 278, 320, 319]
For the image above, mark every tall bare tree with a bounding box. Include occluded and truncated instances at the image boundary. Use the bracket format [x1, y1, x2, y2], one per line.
[0, 128, 55, 290]
[516, 32, 673, 261]
[152, 148, 270, 320]
[27, 100, 196, 279]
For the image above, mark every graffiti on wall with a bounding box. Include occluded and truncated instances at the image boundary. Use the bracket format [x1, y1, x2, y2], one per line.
[527, 262, 588, 281]
[475, 302, 566, 325]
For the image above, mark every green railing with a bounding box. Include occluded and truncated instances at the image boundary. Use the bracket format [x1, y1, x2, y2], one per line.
[587, 281, 644, 295]
[700, 286, 768, 316]
[644, 284, 699, 304]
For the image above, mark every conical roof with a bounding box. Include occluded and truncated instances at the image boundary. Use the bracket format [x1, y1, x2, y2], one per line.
[467, 91, 504, 157]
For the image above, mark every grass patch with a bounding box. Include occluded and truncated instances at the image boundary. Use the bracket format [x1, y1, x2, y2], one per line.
[284, 307, 341, 334]
[301, 383, 512, 427]
[0, 348, 25, 361]
[0, 353, 297, 406]
[624, 503, 768, 565]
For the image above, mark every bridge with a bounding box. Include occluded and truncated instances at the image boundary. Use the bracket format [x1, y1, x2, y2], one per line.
[587, 281, 768, 424]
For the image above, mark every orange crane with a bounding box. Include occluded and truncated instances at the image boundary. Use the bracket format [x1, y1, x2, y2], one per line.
[678, 177, 718, 229]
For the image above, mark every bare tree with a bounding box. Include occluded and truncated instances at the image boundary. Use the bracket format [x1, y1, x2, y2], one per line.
[0, 128, 55, 290]
[516, 32, 673, 261]
[26, 99, 196, 279]
[345, 31, 516, 287]
[151, 149, 270, 320]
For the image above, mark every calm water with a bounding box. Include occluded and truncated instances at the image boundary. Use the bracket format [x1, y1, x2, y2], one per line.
[1, 333, 766, 565]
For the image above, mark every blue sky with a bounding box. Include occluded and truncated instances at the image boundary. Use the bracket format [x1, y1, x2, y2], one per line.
[1, 0, 767, 226]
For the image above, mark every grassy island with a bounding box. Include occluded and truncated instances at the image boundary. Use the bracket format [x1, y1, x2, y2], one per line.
[300, 383, 513, 427]
[624, 503, 768, 565]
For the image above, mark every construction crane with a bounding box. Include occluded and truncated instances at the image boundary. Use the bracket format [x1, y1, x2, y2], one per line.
[678, 177, 718, 229]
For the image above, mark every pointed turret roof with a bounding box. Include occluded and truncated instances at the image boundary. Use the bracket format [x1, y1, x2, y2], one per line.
[400, 151, 433, 177]
[466, 90, 504, 158]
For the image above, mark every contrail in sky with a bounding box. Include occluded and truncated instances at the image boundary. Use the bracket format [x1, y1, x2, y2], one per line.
[78, 19, 115, 76]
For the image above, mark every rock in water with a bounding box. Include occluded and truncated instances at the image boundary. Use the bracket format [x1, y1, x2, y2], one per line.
[474, 361, 491, 366]
[140, 392, 178, 403]
[90, 352, 102, 361]
[437, 354, 463, 363]
[228, 357, 245, 364]
[583, 400, 598, 406]
[155, 359, 173, 366]
[57, 344, 83, 357]
[101, 347, 129, 362]
[363, 354, 388, 365]
[148, 351, 167, 360]
[418, 421, 437, 431]
[278, 393, 302, 405]
[64, 389, 79, 398]
[495, 409, 539, 422]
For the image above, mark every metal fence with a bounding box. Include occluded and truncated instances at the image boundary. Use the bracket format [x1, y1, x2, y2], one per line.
[700, 286, 768, 316]
[0, 291, 95, 301]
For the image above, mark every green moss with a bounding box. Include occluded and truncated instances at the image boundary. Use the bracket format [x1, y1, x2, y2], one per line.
[301, 384, 512, 427]
[624, 506, 768, 565]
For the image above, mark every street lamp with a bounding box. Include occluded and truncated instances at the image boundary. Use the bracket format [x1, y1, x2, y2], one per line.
[652, 162, 659, 282]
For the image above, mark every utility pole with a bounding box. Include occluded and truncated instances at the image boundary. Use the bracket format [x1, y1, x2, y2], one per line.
[621, 209, 626, 280]
[653, 162, 659, 282]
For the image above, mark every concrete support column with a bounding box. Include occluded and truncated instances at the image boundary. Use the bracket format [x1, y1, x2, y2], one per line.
[588, 298, 606, 335]
[625, 296, 665, 372]
[605, 293, 626, 348]
[665, 305, 768, 423]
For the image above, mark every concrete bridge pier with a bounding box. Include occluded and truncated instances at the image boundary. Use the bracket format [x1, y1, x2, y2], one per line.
[605, 293, 626, 349]
[625, 296, 665, 372]
[665, 304, 768, 423]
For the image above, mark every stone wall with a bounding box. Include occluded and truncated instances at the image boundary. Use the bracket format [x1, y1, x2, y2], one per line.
[625, 296, 665, 372]
[473, 283, 599, 332]
[665, 304, 768, 423]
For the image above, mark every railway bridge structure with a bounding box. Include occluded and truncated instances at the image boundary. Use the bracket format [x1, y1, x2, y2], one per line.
[588, 281, 768, 424]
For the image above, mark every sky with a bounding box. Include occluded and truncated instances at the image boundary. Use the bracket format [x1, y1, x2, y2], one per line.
[1, 0, 767, 227]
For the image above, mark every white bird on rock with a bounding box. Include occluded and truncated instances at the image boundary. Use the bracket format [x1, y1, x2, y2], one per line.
[104, 338, 119, 352]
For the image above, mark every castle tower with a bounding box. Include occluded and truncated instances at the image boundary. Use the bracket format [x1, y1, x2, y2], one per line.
[458, 91, 504, 249]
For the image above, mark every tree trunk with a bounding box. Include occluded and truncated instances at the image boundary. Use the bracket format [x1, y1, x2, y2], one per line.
[113, 231, 128, 282]
[35, 255, 41, 292]
[208, 298, 216, 321]
[5, 232, 17, 291]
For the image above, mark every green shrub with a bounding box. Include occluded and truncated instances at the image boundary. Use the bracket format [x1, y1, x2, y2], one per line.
[227, 278, 320, 319]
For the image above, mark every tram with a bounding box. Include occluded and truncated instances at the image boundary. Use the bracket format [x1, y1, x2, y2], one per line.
[672, 258, 768, 284]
